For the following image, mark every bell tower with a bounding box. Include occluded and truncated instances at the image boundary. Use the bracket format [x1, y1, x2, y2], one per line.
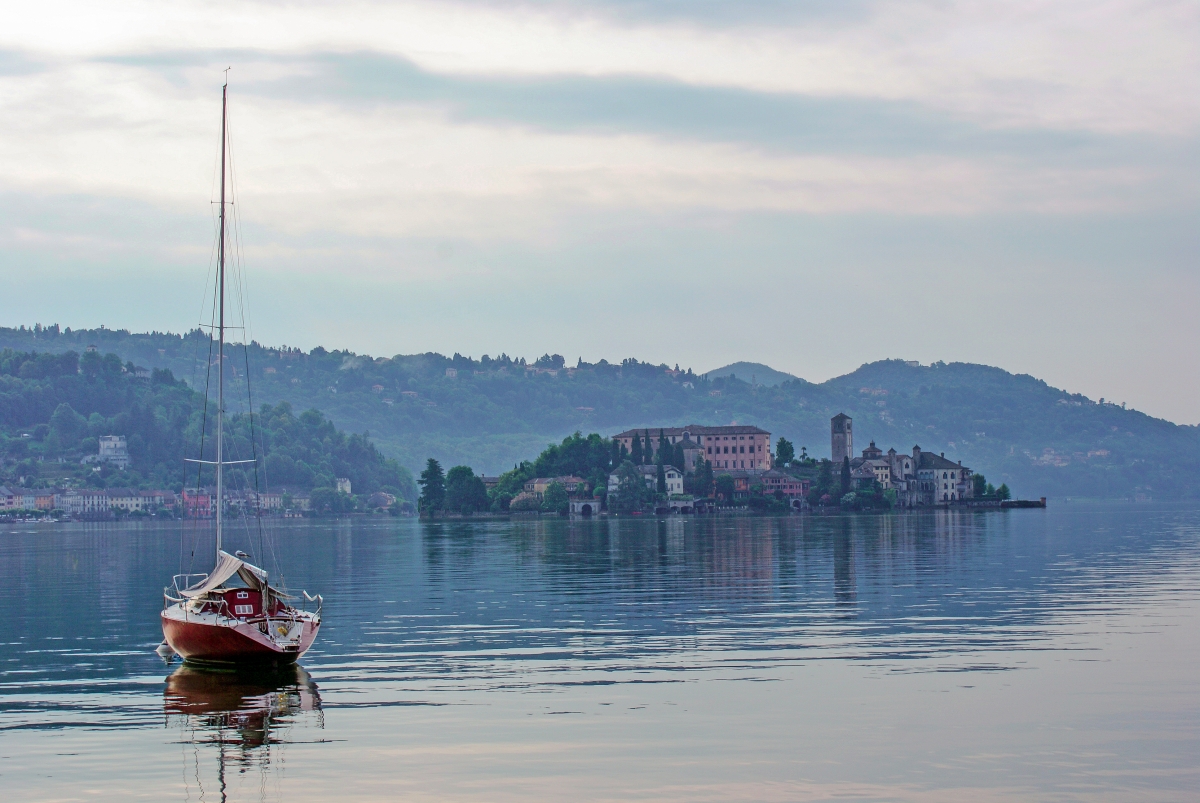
[831, 413, 853, 464]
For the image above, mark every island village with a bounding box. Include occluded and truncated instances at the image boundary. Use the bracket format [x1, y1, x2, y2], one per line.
[499, 414, 1003, 518]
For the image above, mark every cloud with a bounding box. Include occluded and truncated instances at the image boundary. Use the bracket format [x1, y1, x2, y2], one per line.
[238, 51, 1147, 161]
[442, 0, 885, 28]
[0, 0, 1196, 424]
[6, 0, 1198, 134]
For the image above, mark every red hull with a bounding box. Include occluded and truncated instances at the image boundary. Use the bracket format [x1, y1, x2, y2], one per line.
[162, 612, 318, 666]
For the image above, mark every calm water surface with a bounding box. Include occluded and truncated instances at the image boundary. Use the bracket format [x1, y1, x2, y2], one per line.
[1, 504, 1197, 802]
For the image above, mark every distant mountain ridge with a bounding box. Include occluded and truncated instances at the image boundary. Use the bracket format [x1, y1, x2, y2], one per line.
[0, 325, 1195, 500]
[703, 362, 801, 387]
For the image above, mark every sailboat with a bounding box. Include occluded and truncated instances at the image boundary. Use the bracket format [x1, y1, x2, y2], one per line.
[160, 79, 322, 666]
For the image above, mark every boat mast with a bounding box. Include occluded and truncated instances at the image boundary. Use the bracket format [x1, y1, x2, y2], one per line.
[216, 79, 227, 558]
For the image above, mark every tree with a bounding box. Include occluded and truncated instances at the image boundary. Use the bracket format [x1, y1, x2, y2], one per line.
[656, 462, 667, 495]
[775, 437, 795, 466]
[510, 494, 542, 511]
[418, 458, 445, 515]
[840, 456, 852, 496]
[48, 403, 87, 450]
[698, 457, 713, 496]
[686, 456, 713, 496]
[490, 492, 513, 512]
[816, 459, 833, 493]
[673, 442, 685, 472]
[972, 473, 988, 497]
[657, 429, 668, 464]
[311, 486, 355, 515]
[445, 465, 488, 514]
[630, 433, 644, 465]
[715, 473, 735, 503]
[996, 483, 1011, 501]
[609, 460, 647, 513]
[541, 481, 569, 515]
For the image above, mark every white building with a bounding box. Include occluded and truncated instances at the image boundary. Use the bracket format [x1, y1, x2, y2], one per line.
[608, 465, 684, 497]
[97, 436, 130, 469]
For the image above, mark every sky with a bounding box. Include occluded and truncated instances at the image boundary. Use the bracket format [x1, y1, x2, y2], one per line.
[0, 0, 1197, 423]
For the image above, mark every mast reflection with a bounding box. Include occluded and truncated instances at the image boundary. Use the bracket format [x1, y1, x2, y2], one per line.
[165, 664, 323, 800]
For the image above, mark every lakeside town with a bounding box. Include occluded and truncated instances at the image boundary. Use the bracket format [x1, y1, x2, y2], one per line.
[0, 413, 1039, 521]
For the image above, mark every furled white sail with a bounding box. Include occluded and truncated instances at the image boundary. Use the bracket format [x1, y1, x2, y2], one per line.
[180, 551, 268, 597]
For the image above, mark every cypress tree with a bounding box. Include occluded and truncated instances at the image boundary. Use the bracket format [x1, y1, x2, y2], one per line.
[656, 462, 667, 495]
[418, 458, 446, 515]
[693, 457, 713, 497]
[841, 456, 852, 495]
[631, 433, 644, 465]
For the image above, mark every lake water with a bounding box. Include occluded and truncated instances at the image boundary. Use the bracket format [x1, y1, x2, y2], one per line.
[1, 504, 1197, 802]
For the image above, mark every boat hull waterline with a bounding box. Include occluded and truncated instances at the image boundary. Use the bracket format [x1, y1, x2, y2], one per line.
[162, 606, 320, 666]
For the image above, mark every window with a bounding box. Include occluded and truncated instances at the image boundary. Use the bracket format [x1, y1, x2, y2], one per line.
[234, 604, 253, 615]
[236, 591, 249, 599]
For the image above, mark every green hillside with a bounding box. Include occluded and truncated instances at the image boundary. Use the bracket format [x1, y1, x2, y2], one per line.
[1, 324, 1196, 500]
[0, 339, 414, 501]
[703, 362, 799, 387]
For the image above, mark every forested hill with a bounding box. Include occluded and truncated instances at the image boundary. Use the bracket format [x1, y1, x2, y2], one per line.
[0, 342, 414, 500]
[1, 324, 1197, 500]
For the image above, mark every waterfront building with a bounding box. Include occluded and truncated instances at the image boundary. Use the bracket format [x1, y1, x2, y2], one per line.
[831, 415, 974, 505]
[607, 465, 684, 497]
[524, 476, 586, 500]
[758, 469, 810, 506]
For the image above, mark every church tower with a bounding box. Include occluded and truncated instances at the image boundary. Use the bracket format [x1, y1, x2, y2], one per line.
[831, 413, 853, 464]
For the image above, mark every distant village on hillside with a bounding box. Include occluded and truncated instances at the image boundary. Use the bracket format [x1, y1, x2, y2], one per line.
[2, 407, 1043, 521]
[0, 410, 1040, 521]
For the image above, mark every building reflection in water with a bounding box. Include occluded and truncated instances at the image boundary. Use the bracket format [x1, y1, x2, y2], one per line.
[832, 517, 857, 608]
[467, 510, 1004, 609]
[164, 663, 322, 801]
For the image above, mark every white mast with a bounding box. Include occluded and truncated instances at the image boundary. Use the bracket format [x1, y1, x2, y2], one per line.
[216, 79, 227, 558]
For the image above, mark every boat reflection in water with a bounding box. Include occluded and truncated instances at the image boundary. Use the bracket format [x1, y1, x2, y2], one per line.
[164, 663, 322, 799]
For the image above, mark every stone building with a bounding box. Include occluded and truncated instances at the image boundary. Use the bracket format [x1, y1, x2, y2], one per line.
[831, 414, 974, 506]
[831, 413, 853, 463]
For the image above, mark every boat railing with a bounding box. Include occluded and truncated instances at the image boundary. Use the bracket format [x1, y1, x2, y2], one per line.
[302, 591, 323, 618]
[168, 573, 209, 598]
